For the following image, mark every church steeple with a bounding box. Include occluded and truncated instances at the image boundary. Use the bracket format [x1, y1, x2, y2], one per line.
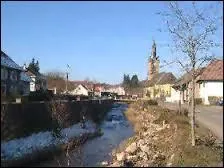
[151, 40, 156, 59]
[148, 40, 160, 81]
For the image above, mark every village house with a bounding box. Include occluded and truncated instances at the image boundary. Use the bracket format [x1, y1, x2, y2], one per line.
[145, 72, 176, 99]
[1, 51, 33, 97]
[106, 85, 126, 96]
[69, 84, 93, 96]
[168, 59, 223, 105]
[197, 59, 223, 105]
[144, 41, 176, 100]
[169, 68, 204, 104]
[23, 64, 47, 92]
[1, 51, 23, 96]
[19, 71, 32, 96]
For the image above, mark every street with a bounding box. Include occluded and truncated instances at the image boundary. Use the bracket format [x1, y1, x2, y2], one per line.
[161, 102, 223, 141]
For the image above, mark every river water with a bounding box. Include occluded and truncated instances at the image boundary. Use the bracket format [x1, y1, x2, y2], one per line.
[35, 102, 134, 167]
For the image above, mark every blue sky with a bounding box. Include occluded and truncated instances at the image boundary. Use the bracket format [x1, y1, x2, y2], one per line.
[1, 1, 222, 84]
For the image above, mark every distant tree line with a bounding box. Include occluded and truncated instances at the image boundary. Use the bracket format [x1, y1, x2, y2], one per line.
[122, 74, 139, 88]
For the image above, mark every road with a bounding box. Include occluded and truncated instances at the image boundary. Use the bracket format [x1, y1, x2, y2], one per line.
[160, 102, 223, 141]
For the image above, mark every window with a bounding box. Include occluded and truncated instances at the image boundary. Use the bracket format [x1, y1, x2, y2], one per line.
[1, 68, 8, 80]
[10, 71, 18, 81]
[1, 84, 6, 95]
[1, 68, 4, 80]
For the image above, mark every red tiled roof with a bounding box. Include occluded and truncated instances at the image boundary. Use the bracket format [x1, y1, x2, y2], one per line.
[198, 60, 223, 81]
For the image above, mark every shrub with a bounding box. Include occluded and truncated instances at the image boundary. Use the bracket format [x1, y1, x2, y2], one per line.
[183, 108, 189, 116]
[144, 99, 158, 106]
[189, 98, 202, 105]
[208, 96, 222, 105]
[28, 89, 54, 101]
[195, 98, 202, 105]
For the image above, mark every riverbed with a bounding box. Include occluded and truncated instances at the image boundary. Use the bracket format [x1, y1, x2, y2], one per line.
[34, 102, 134, 167]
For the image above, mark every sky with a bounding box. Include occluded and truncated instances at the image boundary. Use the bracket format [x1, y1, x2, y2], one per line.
[1, 1, 223, 84]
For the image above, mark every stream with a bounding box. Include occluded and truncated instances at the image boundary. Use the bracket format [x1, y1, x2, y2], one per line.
[35, 102, 134, 167]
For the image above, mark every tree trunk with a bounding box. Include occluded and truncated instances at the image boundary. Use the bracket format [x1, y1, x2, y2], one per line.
[179, 90, 181, 115]
[191, 72, 196, 146]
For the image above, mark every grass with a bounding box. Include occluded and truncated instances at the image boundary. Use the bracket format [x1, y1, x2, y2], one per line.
[122, 100, 223, 167]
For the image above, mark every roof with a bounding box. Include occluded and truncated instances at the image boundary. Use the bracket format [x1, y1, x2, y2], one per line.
[1, 51, 23, 71]
[79, 84, 92, 91]
[25, 70, 36, 77]
[173, 68, 205, 87]
[20, 71, 32, 82]
[146, 72, 176, 87]
[197, 60, 223, 81]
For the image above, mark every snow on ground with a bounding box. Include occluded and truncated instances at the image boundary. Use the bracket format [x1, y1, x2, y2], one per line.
[1, 121, 97, 161]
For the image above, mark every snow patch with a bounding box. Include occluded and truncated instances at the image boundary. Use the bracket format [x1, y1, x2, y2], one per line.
[1, 121, 96, 161]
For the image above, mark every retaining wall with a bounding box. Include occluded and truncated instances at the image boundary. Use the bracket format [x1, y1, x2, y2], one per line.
[1, 100, 113, 141]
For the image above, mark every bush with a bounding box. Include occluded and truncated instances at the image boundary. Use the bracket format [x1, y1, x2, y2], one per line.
[1, 93, 21, 103]
[144, 99, 158, 106]
[28, 89, 54, 101]
[189, 98, 202, 105]
[208, 96, 222, 105]
[195, 98, 202, 105]
[183, 108, 189, 116]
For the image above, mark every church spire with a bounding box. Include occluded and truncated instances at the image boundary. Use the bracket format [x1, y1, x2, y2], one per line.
[151, 40, 156, 59]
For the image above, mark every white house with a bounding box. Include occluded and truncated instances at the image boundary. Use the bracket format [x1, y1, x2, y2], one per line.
[167, 59, 223, 105]
[197, 60, 223, 105]
[69, 84, 89, 96]
[165, 87, 181, 103]
[19, 71, 32, 96]
[107, 86, 125, 96]
[23, 64, 47, 92]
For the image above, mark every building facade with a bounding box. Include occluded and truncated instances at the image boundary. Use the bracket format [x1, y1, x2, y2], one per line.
[197, 60, 223, 105]
[145, 41, 176, 100]
[1, 51, 23, 96]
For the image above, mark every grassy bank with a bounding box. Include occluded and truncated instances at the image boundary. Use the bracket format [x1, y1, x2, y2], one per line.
[109, 100, 223, 167]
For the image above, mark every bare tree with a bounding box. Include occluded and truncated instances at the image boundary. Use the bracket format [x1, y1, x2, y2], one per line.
[45, 71, 65, 80]
[157, 1, 223, 146]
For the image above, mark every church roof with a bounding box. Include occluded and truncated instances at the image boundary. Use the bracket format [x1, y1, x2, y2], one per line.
[146, 72, 177, 87]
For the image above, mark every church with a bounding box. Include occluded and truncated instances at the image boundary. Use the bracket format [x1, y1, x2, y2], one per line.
[145, 40, 176, 100]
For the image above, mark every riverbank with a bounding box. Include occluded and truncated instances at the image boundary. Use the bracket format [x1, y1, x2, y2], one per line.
[108, 100, 223, 167]
[1, 121, 101, 167]
[34, 102, 134, 167]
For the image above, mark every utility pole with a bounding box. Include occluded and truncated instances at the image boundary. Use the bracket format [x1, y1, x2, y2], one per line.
[65, 64, 70, 94]
[65, 72, 68, 93]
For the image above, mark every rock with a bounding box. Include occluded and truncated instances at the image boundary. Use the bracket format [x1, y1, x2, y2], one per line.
[166, 124, 170, 129]
[137, 139, 146, 147]
[109, 161, 120, 167]
[125, 142, 138, 154]
[139, 151, 149, 161]
[140, 145, 150, 153]
[116, 152, 126, 161]
[167, 162, 172, 167]
[123, 159, 134, 167]
[126, 155, 137, 161]
[101, 161, 108, 166]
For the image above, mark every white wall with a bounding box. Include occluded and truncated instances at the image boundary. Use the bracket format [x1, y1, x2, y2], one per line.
[70, 85, 88, 96]
[199, 81, 223, 104]
[165, 87, 181, 103]
[30, 77, 36, 92]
